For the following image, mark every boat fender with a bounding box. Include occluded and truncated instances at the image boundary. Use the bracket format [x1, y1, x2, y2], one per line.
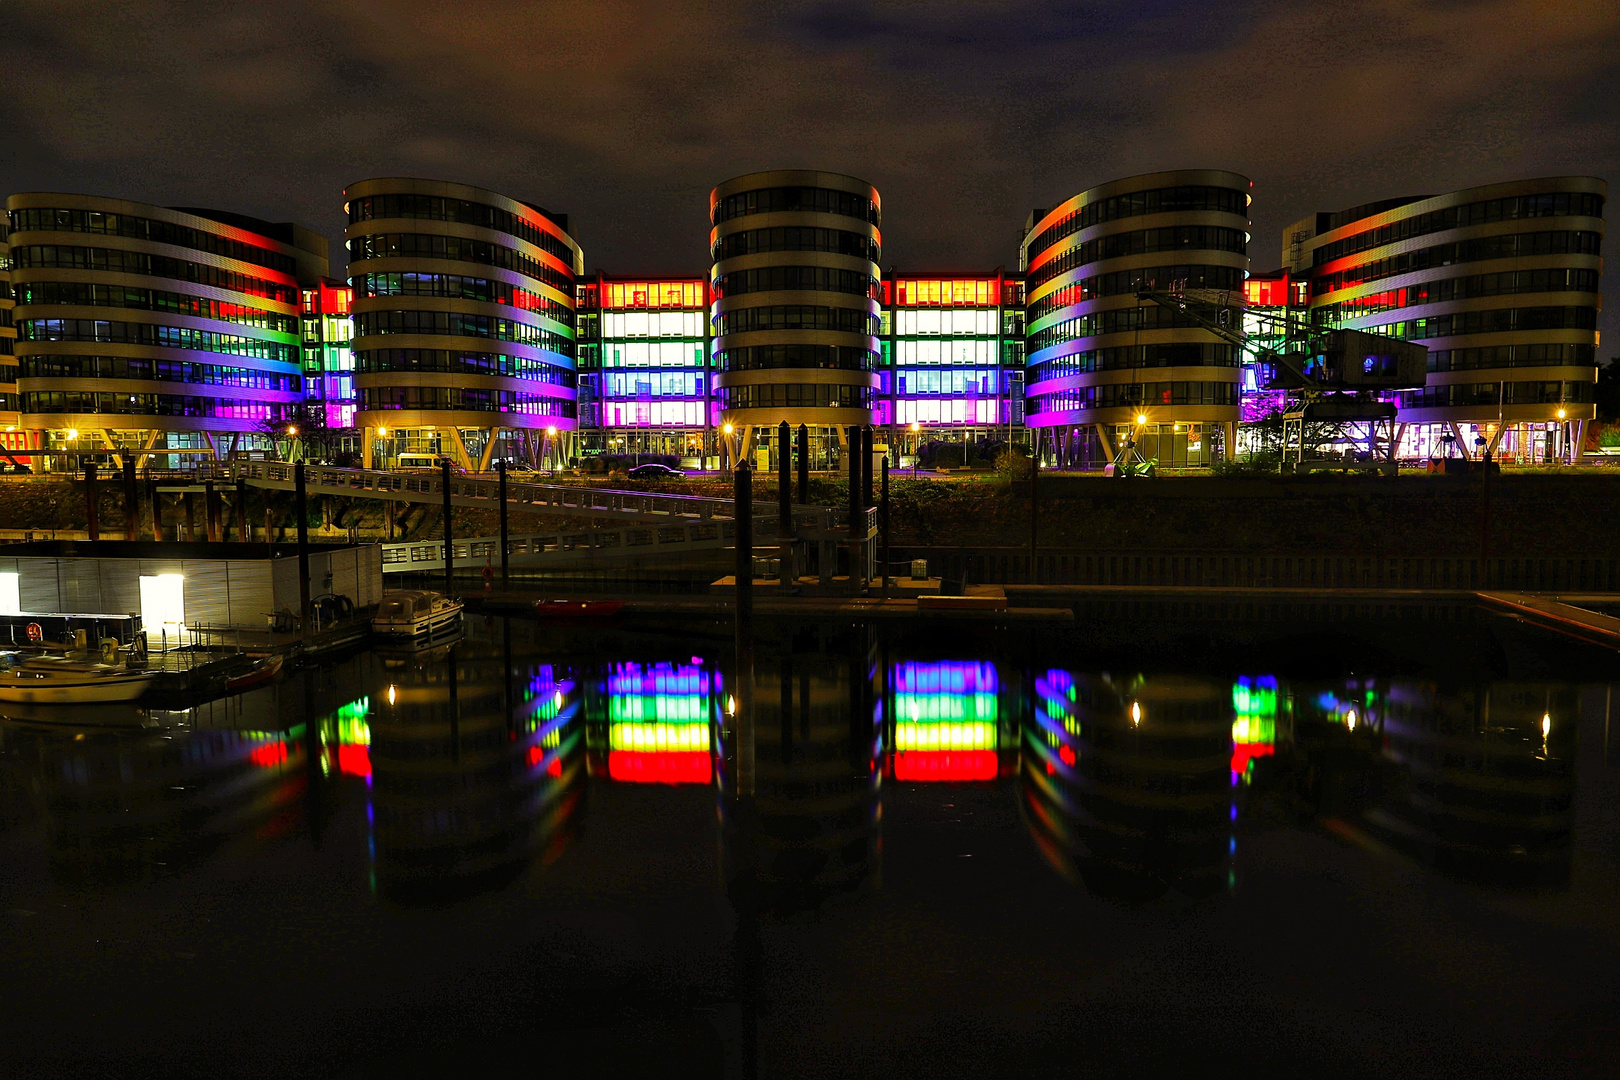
[24, 622, 42, 643]
[100, 637, 119, 662]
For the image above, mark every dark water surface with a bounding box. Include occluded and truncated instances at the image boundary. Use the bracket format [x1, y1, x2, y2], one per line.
[2, 616, 1618, 1078]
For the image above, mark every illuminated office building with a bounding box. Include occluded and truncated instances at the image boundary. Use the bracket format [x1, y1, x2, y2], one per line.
[0, 209, 31, 465]
[710, 170, 883, 467]
[1284, 177, 1606, 463]
[6, 193, 327, 469]
[299, 279, 354, 431]
[1021, 170, 1250, 469]
[346, 178, 583, 472]
[881, 273, 1025, 459]
[575, 277, 712, 460]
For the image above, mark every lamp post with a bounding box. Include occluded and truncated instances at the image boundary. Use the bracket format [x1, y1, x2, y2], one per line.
[722, 421, 735, 474]
[1556, 406, 1568, 465]
[909, 421, 921, 478]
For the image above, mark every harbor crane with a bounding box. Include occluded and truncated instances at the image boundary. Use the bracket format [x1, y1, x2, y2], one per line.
[1134, 285, 1428, 475]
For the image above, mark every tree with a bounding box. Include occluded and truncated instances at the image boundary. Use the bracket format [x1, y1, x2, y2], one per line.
[1595, 359, 1620, 424]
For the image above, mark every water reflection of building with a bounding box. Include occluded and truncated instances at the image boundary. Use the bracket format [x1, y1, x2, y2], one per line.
[0, 721, 305, 889]
[370, 646, 582, 902]
[584, 660, 717, 785]
[1022, 672, 1231, 900]
[720, 643, 883, 912]
[886, 660, 1009, 782]
[1366, 682, 1575, 886]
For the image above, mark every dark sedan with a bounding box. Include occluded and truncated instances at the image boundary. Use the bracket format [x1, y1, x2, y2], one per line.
[627, 463, 685, 479]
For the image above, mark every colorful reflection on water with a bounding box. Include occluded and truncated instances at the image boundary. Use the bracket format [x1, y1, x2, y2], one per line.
[889, 660, 1000, 781]
[0, 633, 1597, 907]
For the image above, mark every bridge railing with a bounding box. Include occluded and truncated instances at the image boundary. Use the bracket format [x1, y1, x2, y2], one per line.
[200, 462, 876, 531]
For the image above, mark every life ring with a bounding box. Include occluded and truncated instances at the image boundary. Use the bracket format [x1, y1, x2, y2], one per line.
[24, 622, 43, 643]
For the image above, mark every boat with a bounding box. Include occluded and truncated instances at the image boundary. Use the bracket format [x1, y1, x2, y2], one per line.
[372, 590, 464, 646]
[224, 653, 284, 693]
[533, 599, 625, 619]
[0, 659, 154, 704]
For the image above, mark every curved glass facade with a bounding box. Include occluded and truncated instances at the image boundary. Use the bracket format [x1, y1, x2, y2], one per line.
[346, 178, 582, 470]
[6, 194, 327, 468]
[0, 212, 17, 435]
[1286, 177, 1606, 463]
[711, 170, 882, 449]
[1021, 170, 1250, 468]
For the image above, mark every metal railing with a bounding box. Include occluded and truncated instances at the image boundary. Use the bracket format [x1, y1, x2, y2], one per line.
[198, 461, 866, 527]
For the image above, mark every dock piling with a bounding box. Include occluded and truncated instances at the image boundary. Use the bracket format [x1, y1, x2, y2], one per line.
[295, 462, 311, 643]
[84, 462, 99, 542]
[796, 423, 809, 504]
[122, 460, 138, 540]
[497, 459, 509, 587]
[441, 457, 454, 595]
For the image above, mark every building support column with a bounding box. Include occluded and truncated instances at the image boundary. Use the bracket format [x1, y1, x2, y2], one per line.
[476, 428, 499, 474]
[1571, 419, 1587, 464]
[134, 428, 162, 472]
[1093, 423, 1115, 463]
[361, 426, 375, 470]
[1449, 422, 1472, 461]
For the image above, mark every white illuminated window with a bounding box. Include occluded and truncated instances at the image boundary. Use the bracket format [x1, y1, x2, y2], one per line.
[0, 572, 19, 616]
[139, 574, 185, 642]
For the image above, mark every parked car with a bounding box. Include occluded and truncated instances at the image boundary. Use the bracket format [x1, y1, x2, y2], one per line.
[627, 463, 685, 479]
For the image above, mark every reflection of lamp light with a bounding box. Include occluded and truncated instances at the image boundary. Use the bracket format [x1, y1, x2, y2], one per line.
[1346, 708, 1358, 730]
[726, 694, 737, 716]
[1130, 700, 1141, 725]
[1542, 712, 1551, 738]
[386, 685, 397, 706]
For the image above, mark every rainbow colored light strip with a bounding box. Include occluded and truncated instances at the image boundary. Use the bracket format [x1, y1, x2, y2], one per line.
[891, 661, 999, 780]
[604, 662, 713, 784]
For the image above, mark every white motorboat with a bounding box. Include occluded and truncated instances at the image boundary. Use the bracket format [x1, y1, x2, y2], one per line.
[372, 590, 464, 647]
[0, 659, 154, 704]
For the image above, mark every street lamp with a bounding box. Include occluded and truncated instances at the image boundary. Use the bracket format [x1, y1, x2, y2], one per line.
[909, 421, 921, 477]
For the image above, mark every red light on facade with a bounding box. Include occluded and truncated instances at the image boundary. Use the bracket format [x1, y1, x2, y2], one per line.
[892, 750, 997, 781]
[1243, 277, 1288, 307]
[607, 750, 711, 784]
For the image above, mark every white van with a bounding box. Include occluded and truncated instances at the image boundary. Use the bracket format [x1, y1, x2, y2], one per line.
[397, 453, 453, 472]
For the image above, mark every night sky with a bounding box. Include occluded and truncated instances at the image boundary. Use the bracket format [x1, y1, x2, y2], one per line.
[5, 0, 1616, 346]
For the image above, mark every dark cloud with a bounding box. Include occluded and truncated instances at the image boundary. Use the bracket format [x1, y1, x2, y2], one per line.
[1, 0, 1614, 343]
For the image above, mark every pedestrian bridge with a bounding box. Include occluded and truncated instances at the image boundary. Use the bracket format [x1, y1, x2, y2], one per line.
[198, 461, 858, 531]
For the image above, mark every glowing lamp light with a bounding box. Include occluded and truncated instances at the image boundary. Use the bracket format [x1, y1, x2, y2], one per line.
[722, 422, 734, 435]
[66, 428, 79, 441]
[1557, 408, 1567, 419]
[377, 426, 388, 436]
[1135, 414, 1147, 427]
[287, 425, 299, 437]
[547, 425, 558, 436]
[909, 422, 920, 433]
